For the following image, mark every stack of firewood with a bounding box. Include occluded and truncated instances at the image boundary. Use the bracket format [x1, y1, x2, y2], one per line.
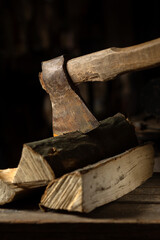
[0, 112, 154, 213]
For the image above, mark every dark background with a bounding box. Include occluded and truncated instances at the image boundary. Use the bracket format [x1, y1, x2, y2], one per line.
[0, 0, 160, 168]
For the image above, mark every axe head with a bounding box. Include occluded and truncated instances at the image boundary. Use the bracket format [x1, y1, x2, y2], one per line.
[40, 56, 99, 136]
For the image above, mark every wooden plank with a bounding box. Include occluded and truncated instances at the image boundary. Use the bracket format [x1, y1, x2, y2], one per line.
[1, 202, 160, 224]
[117, 173, 160, 197]
[0, 174, 160, 239]
[139, 173, 160, 187]
[117, 173, 160, 203]
[0, 221, 160, 240]
[118, 194, 160, 203]
[88, 203, 160, 221]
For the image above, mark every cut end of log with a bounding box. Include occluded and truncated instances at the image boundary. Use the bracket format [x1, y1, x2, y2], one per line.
[0, 168, 17, 183]
[0, 168, 20, 205]
[40, 143, 154, 213]
[13, 145, 55, 186]
[0, 180, 16, 205]
[40, 173, 82, 212]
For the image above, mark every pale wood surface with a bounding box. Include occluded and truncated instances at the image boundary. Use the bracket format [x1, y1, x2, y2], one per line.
[40, 144, 154, 212]
[67, 38, 160, 84]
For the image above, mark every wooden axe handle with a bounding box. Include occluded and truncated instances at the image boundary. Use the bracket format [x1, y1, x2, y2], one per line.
[67, 38, 160, 84]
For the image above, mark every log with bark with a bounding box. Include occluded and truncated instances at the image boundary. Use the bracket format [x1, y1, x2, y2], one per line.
[40, 143, 154, 213]
[13, 113, 138, 185]
[0, 113, 138, 205]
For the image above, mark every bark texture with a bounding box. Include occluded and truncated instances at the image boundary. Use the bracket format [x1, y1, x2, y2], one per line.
[13, 113, 138, 184]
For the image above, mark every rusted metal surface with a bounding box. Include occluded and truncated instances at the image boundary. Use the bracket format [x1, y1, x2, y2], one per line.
[40, 56, 99, 136]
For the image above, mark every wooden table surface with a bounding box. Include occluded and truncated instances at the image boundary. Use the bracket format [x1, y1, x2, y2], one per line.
[0, 173, 160, 240]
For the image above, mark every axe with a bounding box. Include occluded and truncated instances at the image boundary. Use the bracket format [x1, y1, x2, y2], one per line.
[40, 38, 160, 136]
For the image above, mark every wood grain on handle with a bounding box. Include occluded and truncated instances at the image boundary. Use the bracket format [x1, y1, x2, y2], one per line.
[67, 38, 160, 84]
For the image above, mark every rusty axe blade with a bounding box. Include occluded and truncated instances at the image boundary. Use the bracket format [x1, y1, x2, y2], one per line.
[40, 56, 99, 136]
